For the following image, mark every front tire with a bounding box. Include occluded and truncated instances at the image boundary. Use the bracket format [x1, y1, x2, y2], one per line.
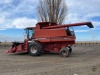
[29, 42, 42, 56]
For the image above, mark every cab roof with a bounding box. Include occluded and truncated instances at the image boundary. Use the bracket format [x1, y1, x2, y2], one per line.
[25, 27, 35, 30]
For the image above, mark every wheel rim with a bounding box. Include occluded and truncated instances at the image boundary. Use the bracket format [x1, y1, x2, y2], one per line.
[62, 50, 68, 56]
[30, 46, 37, 53]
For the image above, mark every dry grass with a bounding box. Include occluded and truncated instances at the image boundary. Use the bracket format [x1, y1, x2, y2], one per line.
[0, 42, 12, 47]
[0, 41, 100, 47]
[76, 41, 100, 45]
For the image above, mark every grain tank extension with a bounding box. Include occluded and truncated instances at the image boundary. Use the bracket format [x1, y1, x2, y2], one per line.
[6, 22, 94, 57]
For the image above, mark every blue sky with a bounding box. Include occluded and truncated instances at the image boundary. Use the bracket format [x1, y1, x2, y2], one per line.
[0, 0, 100, 42]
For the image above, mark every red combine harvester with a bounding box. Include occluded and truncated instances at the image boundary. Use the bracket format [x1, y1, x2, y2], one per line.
[6, 22, 94, 57]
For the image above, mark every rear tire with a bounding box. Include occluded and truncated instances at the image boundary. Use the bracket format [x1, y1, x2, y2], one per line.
[60, 47, 70, 57]
[29, 42, 42, 56]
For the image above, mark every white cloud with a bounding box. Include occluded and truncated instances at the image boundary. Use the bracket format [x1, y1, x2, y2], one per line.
[75, 30, 89, 33]
[65, 13, 87, 23]
[66, 0, 100, 27]
[12, 0, 38, 14]
[0, 0, 12, 4]
[0, 0, 38, 30]
[0, 17, 38, 30]
[0, 0, 99, 30]
[0, 17, 12, 30]
[12, 17, 38, 29]
[4, 0, 12, 4]
[0, 18, 5, 24]
[92, 21, 100, 27]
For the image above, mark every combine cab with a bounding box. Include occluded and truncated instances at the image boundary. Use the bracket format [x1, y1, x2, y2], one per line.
[6, 22, 94, 57]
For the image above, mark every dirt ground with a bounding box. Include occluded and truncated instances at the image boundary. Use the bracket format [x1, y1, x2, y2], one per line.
[0, 44, 100, 75]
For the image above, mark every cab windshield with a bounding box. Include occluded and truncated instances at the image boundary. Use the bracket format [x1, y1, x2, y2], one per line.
[25, 28, 35, 39]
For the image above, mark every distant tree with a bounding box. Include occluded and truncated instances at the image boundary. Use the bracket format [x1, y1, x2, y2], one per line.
[38, 0, 67, 24]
